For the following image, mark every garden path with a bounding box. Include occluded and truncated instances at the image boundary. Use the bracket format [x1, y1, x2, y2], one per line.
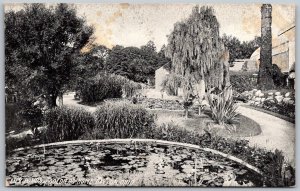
[63, 92, 97, 113]
[237, 105, 295, 166]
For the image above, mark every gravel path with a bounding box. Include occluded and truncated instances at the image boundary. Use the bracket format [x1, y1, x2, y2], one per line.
[237, 105, 295, 166]
[63, 92, 97, 113]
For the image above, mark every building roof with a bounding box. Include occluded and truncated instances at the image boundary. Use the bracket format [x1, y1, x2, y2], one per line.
[158, 62, 172, 72]
[249, 23, 295, 73]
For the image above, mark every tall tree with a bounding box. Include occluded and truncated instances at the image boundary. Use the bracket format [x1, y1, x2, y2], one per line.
[165, 6, 230, 117]
[141, 40, 157, 53]
[222, 34, 242, 63]
[70, 44, 109, 90]
[222, 34, 260, 63]
[166, 6, 230, 92]
[105, 42, 169, 83]
[5, 3, 94, 107]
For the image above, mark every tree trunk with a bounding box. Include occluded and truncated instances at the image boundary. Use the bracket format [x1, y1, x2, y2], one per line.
[198, 106, 201, 115]
[48, 94, 58, 108]
[185, 108, 189, 119]
[58, 92, 63, 106]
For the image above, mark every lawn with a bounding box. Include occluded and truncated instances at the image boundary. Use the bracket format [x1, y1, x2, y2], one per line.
[148, 109, 261, 138]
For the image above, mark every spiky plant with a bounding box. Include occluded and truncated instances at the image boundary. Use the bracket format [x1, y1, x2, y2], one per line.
[206, 86, 239, 125]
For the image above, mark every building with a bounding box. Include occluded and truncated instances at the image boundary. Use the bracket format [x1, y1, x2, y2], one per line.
[249, 22, 295, 88]
[155, 63, 171, 91]
[229, 59, 258, 72]
[250, 23, 295, 73]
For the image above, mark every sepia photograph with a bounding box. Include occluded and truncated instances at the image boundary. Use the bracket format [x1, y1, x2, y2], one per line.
[4, 2, 295, 187]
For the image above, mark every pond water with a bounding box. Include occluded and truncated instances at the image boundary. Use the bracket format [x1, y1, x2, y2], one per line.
[6, 142, 263, 187]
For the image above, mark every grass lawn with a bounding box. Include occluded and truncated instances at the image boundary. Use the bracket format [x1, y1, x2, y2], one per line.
[148, 108, 261, 138]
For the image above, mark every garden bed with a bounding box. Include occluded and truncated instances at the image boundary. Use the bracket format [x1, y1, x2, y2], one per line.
[149, 109, 262, 138]
[7, 139, 263, 187]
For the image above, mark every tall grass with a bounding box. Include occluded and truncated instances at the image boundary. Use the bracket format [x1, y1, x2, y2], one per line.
[206, 86, 238, 125]
[44, 106, 95, 143]
[82, 100, 155, 139]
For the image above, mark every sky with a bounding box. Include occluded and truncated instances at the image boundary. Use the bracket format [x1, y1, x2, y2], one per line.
[4, 3, 296, 50]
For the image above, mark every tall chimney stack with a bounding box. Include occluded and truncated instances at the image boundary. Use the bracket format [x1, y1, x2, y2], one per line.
[259, 4, 274, 90]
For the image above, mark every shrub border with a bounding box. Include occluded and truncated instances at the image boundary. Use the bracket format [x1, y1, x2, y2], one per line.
[243, 105, 295, 124]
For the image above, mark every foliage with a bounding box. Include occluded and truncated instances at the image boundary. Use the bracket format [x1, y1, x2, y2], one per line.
[206, 86, 239, 125]
[105, 41, 170, 83]
[79, 73, 143, 103]
[5, 3, 94, 107]
[161, 73, 183, 95]
[261, 100, 295, 119]
[69, 44, 110, 90]
[272, 64, 287, 87]
[44, 106, 95, 143]
[222, 34, 260, 63]
[5, 104, 27, 133]
[6, 101, 43, 133]
[17, 100, 44, 128]
[83, 101, 155, 139]
[79, 74, 122, 103]
[230, 72, 258, 93]
[165, 6, 230, 90]
[6, 135, 41, 155]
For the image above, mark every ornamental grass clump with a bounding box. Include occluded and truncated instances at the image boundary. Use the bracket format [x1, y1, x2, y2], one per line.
[206, 86, 239, 125]
[44, 106, 95, 143]
[89, 100, 155, 139]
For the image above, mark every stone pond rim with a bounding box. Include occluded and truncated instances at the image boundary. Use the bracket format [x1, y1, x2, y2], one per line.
[12, 138, 263, 175]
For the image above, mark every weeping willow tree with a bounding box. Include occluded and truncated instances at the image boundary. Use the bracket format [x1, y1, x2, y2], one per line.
[165, 6, 230, 116]
[166, 6, 230, 91]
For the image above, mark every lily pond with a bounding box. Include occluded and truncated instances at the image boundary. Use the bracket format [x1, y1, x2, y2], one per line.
[6, 141, 263, 187]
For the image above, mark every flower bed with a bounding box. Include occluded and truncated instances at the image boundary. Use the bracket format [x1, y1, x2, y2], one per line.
[241, 89, 295, 119]
[7, 140, 264, 187]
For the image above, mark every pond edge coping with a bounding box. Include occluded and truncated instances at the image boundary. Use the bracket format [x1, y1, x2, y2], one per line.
[12, 138, 263, 175]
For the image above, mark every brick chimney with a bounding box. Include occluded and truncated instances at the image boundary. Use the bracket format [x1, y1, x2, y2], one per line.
[258, 4, 274, 90]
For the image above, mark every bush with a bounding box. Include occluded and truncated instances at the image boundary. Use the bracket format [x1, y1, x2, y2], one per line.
[44, 106, 95, 143]
[79, 74, 123, 103]
[161, 73, 183, 95]
[6, 101, 43, 133]
[230, 72, 258, 93]
[206, 87, 239, 125]
[79, 73, 143, 103]
[262, 100, 295, 119]
[6, 104, 25, 133]
[83, 101, 155, 139]
[114, 74, 143, 97]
